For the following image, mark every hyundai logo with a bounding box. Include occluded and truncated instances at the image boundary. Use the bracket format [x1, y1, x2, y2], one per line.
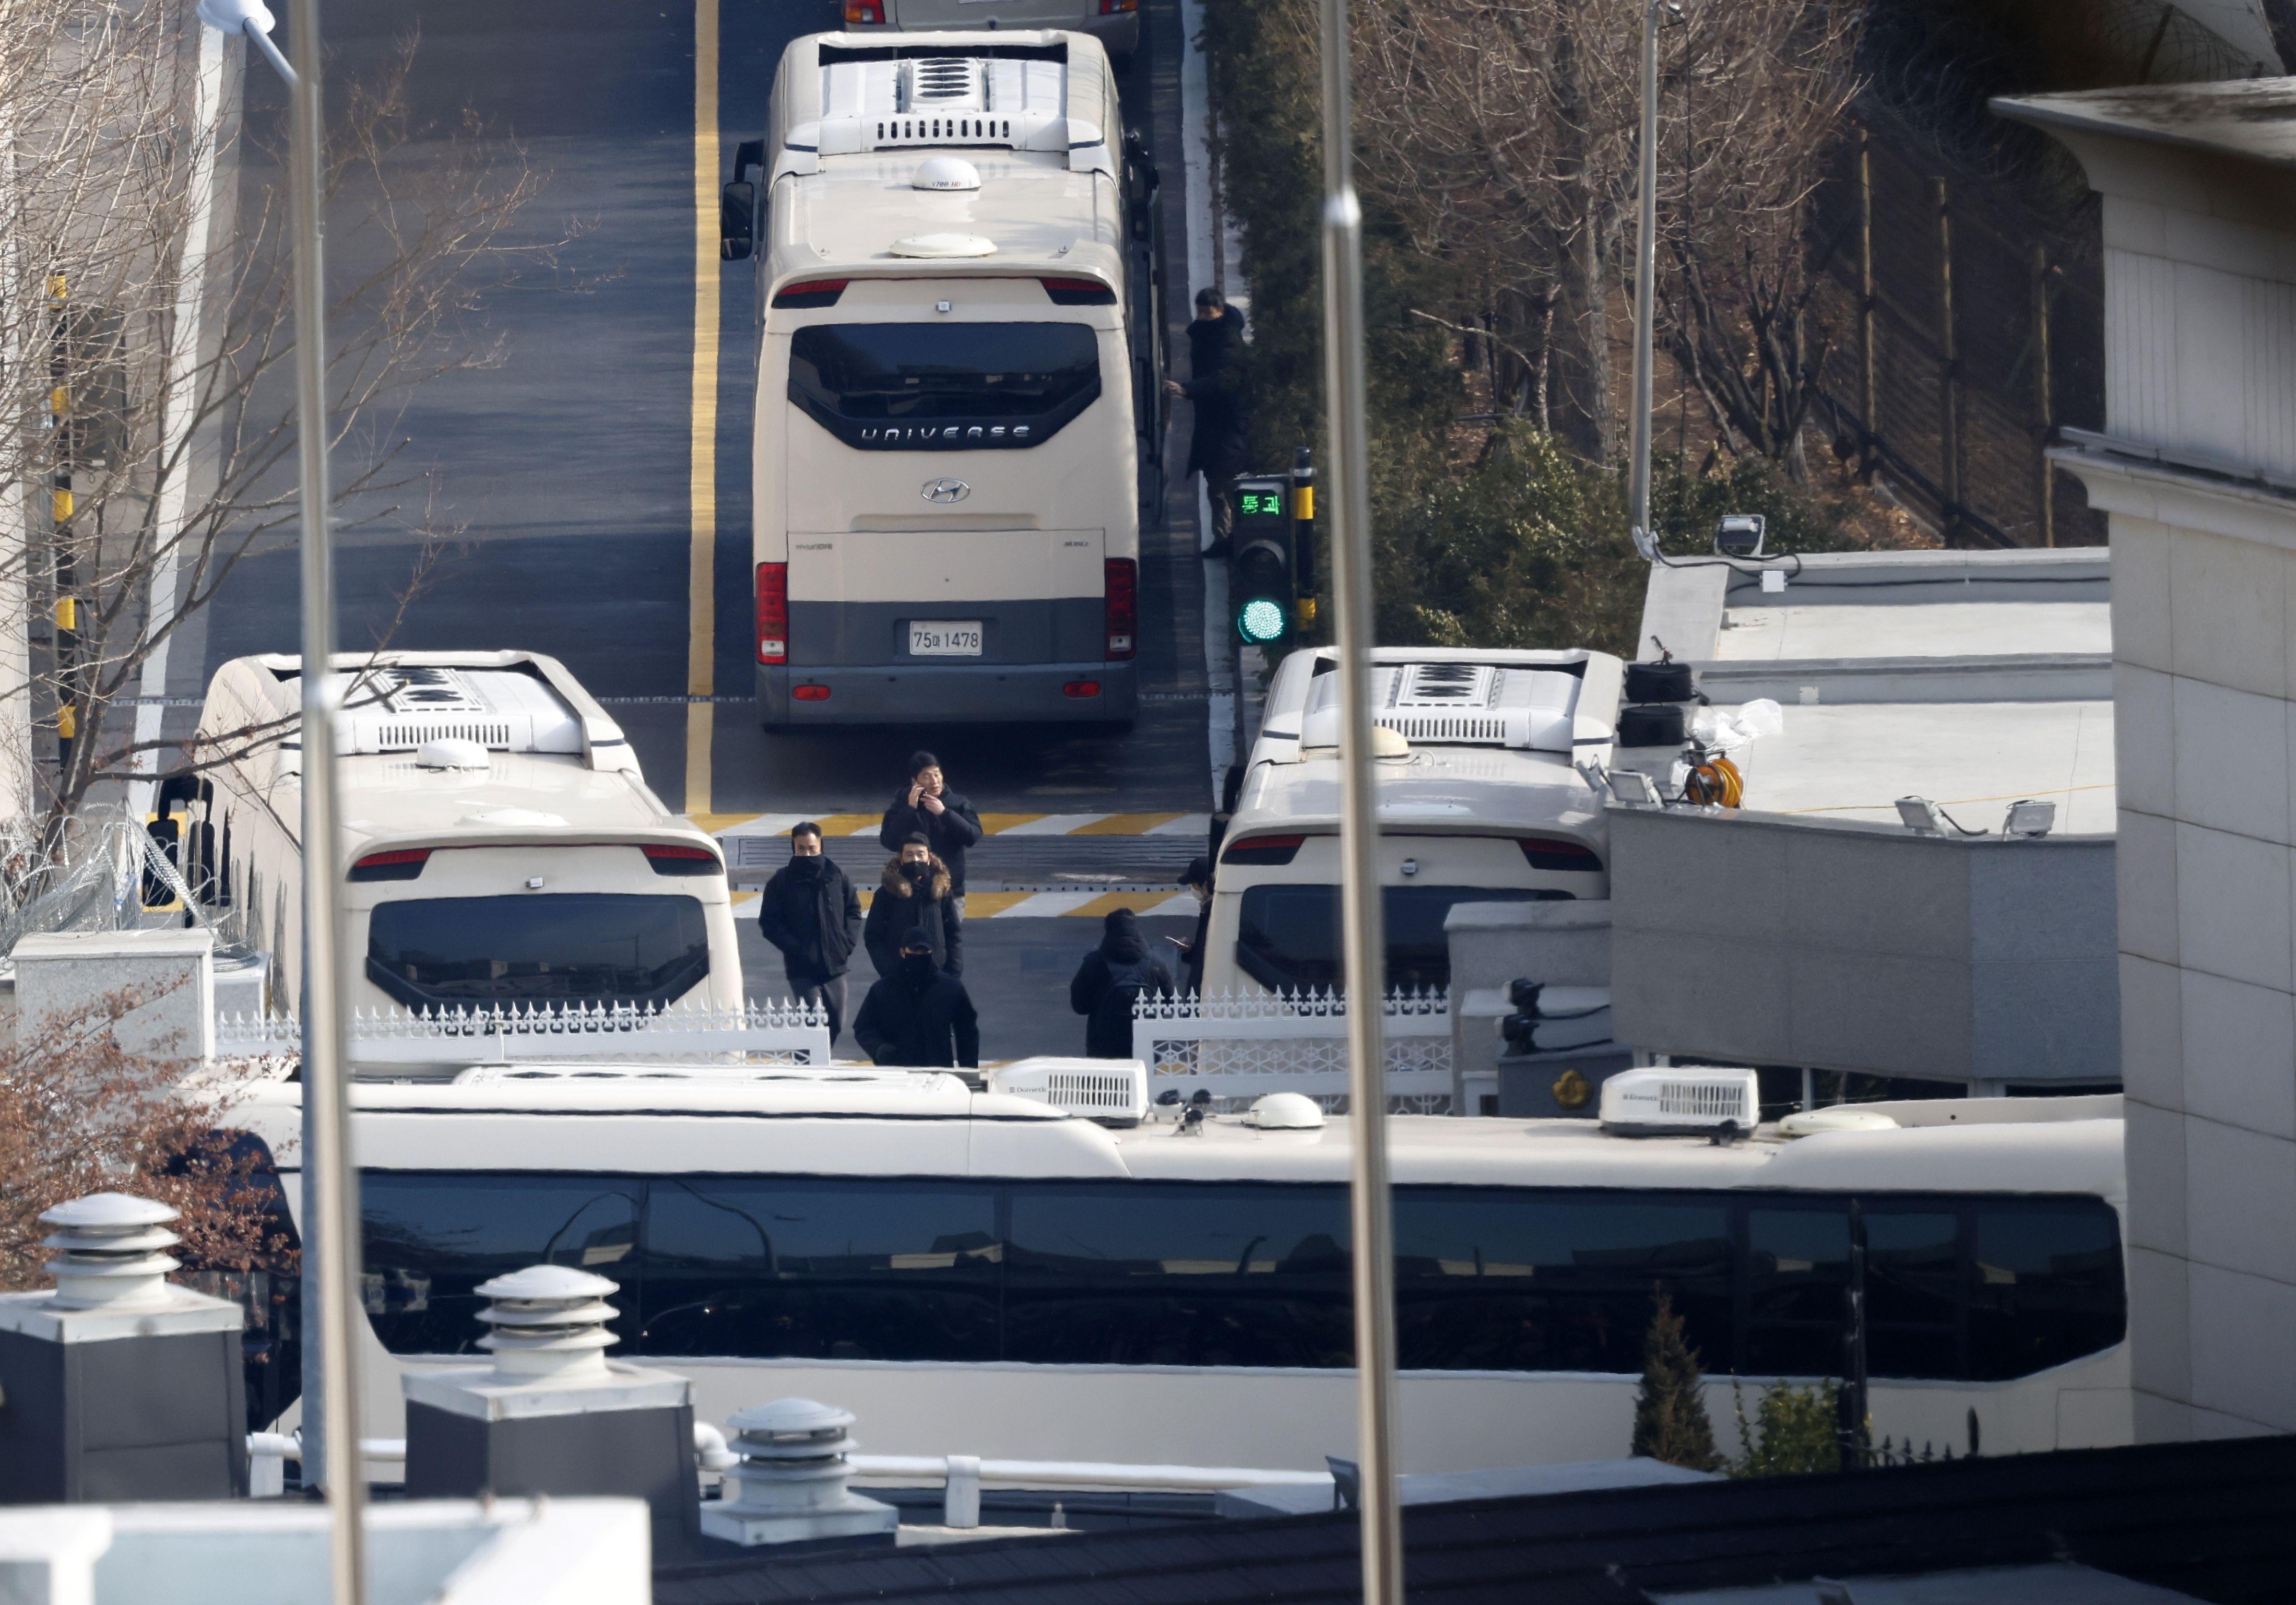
[921, 478, 971, 504]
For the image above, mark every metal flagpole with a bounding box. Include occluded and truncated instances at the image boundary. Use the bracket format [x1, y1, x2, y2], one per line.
[1627, 0, 1661, 559]
[1316, 2, 1402, 1601]
[280, 0, 366, 1596]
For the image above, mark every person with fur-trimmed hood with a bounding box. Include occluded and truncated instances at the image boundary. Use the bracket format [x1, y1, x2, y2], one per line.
[863, 833, 963, 978]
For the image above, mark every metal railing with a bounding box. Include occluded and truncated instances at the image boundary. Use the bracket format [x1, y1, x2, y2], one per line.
[215, 999, 834, 1067]
[1135, 988, 1453, 1112]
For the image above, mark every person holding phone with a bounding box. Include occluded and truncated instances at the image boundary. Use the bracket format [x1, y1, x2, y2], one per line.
[878, 750, 984, 912]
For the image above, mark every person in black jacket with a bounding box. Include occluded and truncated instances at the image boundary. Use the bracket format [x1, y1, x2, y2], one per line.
[863, 835, 963, 977]
[1169, 856, 1214, 995]
[1164, 288, 1251, 557]
[1069, 907, 1174, 1060]
[878, 751, 985, 907]
[756, 821, 862, 1045]
[854, 931, 981, 1068]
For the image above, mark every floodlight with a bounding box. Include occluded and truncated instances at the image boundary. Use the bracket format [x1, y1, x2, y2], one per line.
[1607, 769, 1663, 807]
[1896, 796, 1945, 835]
[1714, 513, 1767, 558]
[2003, 799, 2057, 837]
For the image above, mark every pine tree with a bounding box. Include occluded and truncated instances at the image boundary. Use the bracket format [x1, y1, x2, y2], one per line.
[1631, 1289, 1724, 1471]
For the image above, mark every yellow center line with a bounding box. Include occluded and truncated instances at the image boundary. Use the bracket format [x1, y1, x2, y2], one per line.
[684, 0, 720, 817]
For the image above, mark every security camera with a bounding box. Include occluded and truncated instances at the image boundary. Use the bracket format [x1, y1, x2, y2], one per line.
[1714, 513, 1766, 559]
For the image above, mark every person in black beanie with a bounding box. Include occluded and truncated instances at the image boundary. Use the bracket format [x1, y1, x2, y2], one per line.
[878, 750, 984, 909]
[756, 821, 862, 1045]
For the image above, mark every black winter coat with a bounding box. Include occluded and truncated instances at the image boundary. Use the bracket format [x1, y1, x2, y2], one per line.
[863, 855, 964, 977]
[757, 857, 862, 981]
[1181, 306, 1250, 481]
[1069, 911, 1174, 1059]
[878, 786, 985, 895]
[854, 967, 980, 1068]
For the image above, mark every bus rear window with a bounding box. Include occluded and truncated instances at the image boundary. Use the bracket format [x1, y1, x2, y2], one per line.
[1236, 884, 1569, 994]
[366, 893, 711, 1009]
[788, 322, 1100, 450]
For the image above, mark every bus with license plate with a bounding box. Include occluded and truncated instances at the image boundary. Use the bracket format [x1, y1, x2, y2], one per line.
[721, 29, 1158, 727]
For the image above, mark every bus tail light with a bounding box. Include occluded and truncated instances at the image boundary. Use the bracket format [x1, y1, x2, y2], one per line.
[793, 685, 831, 702]
[844, 2, 885, 23]
[644, 844, 722, 877]
[772, 279, 849, 309]
[1520, 836, 1604, 872]
[349, 848, 430, 882]
[1099, 0, 1138, 13]
[1063, 680, 1101, 698]
[756, 563, 788, 664]
[1104, 558, 1137, 660]
[1041, 277, 1117, 306]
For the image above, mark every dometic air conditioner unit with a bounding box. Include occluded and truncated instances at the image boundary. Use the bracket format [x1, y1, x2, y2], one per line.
[1598, 1067, 1760, 1136]
[988, 1057, 1147, 1127]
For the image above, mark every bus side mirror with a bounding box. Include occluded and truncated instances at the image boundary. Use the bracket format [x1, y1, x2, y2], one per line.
[720, 180, 755, 262]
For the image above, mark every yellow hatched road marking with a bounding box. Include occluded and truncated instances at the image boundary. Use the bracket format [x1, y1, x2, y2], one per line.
[682, 0, 720, 817]
[975, 812, 1049, 833]
[811, 812, 882, 837]
[1063, 891, 1189, 919]
[1070, 812, 1186, 835]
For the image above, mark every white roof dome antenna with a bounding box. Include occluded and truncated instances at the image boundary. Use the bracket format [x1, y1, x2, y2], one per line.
[889, 232, 997, 259]
[912, 156, 982, 192]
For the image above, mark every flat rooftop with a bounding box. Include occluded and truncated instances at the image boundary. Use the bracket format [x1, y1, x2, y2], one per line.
[1638, 547, 2115, 834]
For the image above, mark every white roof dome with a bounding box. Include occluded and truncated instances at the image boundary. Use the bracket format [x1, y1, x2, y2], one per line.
[911, 155, 982, 192]
[889, 232, 997, 259]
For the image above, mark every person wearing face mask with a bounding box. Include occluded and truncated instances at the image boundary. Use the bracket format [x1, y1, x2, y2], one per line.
[1069, 906, 1175, 1060]
[756, 822, 863, 1045]
[863, 833, 964, 980]
[854, 931, 980, 1069]
[877, 750, 984, 911]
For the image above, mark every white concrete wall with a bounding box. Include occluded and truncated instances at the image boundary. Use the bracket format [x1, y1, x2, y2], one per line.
[2052, 135, 2296, 1442]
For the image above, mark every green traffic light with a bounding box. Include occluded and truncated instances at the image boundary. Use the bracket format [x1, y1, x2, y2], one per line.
[1237, 597, 1288, 644]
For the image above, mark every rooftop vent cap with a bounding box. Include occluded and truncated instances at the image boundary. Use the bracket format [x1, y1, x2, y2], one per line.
[704, 1397, 899, 1546]
[1778, 1107, 1900, 1137]
[1247, 1092, 1325, 1130]
[415, 737, 490, 771]
[889, 232, 997, 258]
[911, 155, 982, 192]
[473, 1263, 620, 1381]
[1597, 1067, 1760, 1136]
[41, 1192, 182, 1311]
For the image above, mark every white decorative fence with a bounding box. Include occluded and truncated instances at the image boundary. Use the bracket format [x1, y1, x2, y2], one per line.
[214, 1000, 834, 1068]
[1133, 989, 1453, 1113]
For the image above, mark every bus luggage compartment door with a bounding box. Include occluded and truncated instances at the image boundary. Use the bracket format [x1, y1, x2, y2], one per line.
[760, 528, 1134, 726]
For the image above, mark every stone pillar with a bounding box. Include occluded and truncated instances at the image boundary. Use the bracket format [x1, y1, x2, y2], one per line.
[401, 1265, 700, 1557]
[0, 1194, 246, 1504]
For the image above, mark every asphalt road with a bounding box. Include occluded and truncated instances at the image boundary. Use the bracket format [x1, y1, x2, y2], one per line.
[185, 0, 1213, 1050]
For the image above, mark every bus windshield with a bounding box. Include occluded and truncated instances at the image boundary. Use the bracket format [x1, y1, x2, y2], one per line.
[1236, 884, 1569, 994]
[366, 894, 711, 1009]
[788, 322, 1101, 449]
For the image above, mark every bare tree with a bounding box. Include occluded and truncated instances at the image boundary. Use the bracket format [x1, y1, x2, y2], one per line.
[1347, 0, 1854, 469]
[0, 2, 552, 854]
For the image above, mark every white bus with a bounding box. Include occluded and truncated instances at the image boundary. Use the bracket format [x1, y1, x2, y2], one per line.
[1201, 647, 1624, 997]
[836, 0, 1139, 63]
[721, 30, 1154, 727]
[165, 651, 740, 1018]
[233, 1077, 2131, 1473]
